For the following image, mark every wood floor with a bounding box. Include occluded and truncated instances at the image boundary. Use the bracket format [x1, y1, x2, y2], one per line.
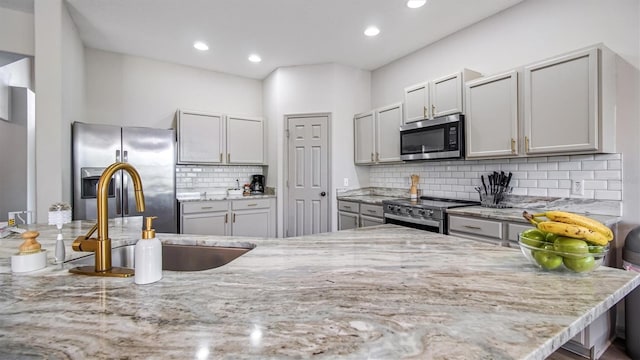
[547, 338, 630, 360]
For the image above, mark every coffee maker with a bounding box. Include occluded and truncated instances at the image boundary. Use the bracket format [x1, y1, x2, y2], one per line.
[250, 175, 265, 194]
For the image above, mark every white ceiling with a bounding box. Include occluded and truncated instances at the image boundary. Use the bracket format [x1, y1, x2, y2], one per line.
[2, 0, 525, 80]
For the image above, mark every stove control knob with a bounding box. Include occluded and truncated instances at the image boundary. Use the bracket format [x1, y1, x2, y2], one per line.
[417, 209, 426, 217]
[426, 209, 434, 217]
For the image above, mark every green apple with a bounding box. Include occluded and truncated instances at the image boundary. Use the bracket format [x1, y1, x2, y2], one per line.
[564, 256, 596, 272]
[546, 232, 559, 243]
[589, 245, 606, 254]
[553, 237, 589, 259]
[521, 228, 547, 248]
[532, 244, 563, 270]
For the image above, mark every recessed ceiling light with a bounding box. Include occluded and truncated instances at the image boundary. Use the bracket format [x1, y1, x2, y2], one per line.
[364, 26, 380, 37]
[248, 54, 262, 63]
[406, 0, 427, 8]
[193, 41, 209, 51]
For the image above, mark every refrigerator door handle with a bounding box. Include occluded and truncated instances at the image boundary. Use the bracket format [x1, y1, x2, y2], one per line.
[115, 171, 122, 215]
[123, 172, 129, 215]
[115, 149, 121, 162]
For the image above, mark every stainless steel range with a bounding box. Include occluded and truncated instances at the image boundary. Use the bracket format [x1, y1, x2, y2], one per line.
[383, 196, 479, 233]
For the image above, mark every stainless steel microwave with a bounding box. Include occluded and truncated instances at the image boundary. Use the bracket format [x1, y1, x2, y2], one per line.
[399, 114, 464, 161]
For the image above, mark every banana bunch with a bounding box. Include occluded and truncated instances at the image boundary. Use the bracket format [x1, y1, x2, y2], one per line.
[522, 210, 613, 246]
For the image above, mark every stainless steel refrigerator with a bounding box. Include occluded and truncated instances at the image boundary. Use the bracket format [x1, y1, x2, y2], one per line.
[72, 122, 177, 233]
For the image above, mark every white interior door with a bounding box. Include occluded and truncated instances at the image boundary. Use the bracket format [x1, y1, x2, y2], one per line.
[286, 114, 329, 237]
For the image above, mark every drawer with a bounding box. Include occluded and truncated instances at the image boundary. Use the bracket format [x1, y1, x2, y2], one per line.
[507, 222, 534, 242]
[232, 198, 271, 210]
[360, 204, 383, 218]
[181, 201, 228, 214]
[449, 215, 502, 239]
[338, 201, 359, 213]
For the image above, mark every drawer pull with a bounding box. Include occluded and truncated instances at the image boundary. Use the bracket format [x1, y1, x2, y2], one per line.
[367, 209, 377, 213]
[247, 203, 258, 207]
[201, 206, 213, 210]
[344, 206, 351, 209]
[463, 225, 482, 230]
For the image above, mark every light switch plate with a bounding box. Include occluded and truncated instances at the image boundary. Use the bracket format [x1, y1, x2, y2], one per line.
[343, 178, 349, 187]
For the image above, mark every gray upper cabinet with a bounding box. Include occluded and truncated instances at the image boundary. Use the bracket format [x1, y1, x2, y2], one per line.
[354, 103, 403, 165]
[403, 82, 429, 124]
[524, 47, 599, 154]
[178, 110, 225, 164]
[375, 102, 403, 163]
[431, 72, 463, 117]
[404, 69, 481, 124]
[177, 110, 265, 165]
[465, 70, 519, 158]
[227, 115, 264, 164]
[354, 111, 375, 164]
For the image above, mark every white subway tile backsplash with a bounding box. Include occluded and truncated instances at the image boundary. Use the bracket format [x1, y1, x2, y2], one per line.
[547, 171, 570, 179]
[594, 190, 622, 200]
[559, 162, 581, 170]
[369, 153, 622, 201]
[582, 160, 607, 170]
[176, 165, 264, 190]
[594, 170, 621, 180]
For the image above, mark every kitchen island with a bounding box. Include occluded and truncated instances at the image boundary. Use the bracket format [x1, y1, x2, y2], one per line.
[1, 218, 639, 359]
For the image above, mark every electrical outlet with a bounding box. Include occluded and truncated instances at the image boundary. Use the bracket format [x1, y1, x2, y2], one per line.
[343, 178, 349, 187]
[571, 179, 584, 196]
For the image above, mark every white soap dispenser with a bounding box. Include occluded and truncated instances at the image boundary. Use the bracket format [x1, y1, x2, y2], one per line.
[135, 216, 162, 285]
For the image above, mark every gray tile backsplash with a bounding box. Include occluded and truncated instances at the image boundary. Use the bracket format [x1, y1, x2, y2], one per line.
[176, 165, 263, 190]
[369, 154, 622, 201]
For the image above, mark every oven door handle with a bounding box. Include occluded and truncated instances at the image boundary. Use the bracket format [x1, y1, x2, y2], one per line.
[384, 213, 441, 228]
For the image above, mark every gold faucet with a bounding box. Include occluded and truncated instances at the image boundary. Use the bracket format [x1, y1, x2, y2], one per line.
[70, 162, 145, 277]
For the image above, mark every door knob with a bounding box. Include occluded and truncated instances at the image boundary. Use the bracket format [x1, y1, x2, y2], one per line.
[320, 191, 326, 197]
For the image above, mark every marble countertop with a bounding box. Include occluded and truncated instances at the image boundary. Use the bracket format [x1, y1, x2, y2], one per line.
[337, 194, 404, 205]
[447, 206, 620, 227]
[178, 194, 276, 202]
[1, 219, 639, 359]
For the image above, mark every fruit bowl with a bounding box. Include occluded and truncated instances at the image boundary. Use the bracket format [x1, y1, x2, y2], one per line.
[518, 233, 609, 273]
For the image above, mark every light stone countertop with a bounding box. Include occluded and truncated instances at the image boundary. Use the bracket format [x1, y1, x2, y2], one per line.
[1, 218, 639, 359]
[178, 194, 276, 202]
[337, 194, 405, 205]
[447, 206, 620, 227]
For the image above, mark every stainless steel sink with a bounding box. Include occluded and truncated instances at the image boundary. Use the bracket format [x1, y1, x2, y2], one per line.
[66, 243, 254, 271]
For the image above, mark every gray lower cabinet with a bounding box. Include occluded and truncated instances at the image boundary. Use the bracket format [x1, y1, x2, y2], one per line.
[180, 198, 275, 237]
[180, 201, 229, 235]
[338, 200, 384, 230]
[338, 211, 359, 230]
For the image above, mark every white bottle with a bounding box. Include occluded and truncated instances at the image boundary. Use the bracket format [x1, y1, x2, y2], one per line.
[135, 216, 162, 285]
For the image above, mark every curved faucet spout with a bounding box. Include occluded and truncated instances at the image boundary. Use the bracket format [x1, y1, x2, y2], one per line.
[97, 162, 145, 242]
[70, 162, 145, 277]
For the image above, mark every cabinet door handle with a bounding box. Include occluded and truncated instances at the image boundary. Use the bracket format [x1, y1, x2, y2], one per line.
[225, 213, 228, 223]
[525, 136, 530, 153]
[432, 104, 436, 116]
[367, 209, 376, 213]
[463, 225, 482, 230]
[511, 138, 516, 154]
[233, 213, 236, 223]
[201, 206, 213, 210]
[219, 153, 223, 162]
[370, 153, 374, 162]
[247, 203, 257, 207]
[375, 152, 379, 162]
[344, 206, 351, 209]
[227, 153, 231, 163]
[423, 106, 427, 118]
